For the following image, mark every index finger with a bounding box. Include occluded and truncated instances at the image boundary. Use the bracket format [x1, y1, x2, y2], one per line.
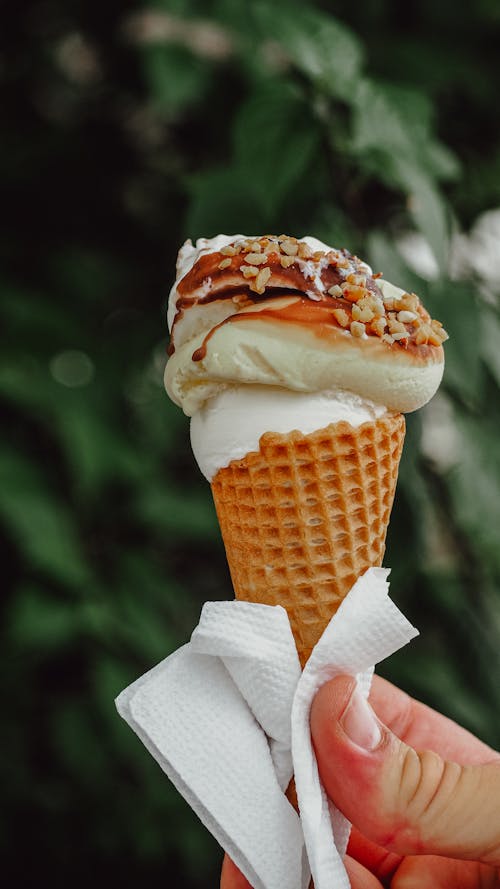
[369, 675, 498, 765]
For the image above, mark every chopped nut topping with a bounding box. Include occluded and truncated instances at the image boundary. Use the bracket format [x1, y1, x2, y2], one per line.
[245, 252, 267, 265]
[241, 265, 259, 278]
[359, 295, 385, 317]
[394, 296, 417, 314]
[202, 236, 448, 353]
[352, 305, 375, 323]
[250, 266, 272, 293]
[415, 323, 445, 346]
[430, 319, 449, 341]
[351, 320, 366, 337]
[297, 242, 312, 259]
[388, 318, 407, 336]
[264, 241, 278, 254]
[397, 310, 418, 323]
[371, 317, 387, 337]
[341, 283, 366, 303]
[347, 273, 366, 287]
[333, 308, 349, 328]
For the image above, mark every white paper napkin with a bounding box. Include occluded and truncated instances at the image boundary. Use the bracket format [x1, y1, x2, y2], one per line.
[116, 567, 418, 889]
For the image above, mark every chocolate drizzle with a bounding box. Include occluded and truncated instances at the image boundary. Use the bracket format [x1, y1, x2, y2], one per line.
[168, 236, 446, 363]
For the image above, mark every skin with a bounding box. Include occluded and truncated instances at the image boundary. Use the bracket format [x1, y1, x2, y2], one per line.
[220, 675, 500, 889]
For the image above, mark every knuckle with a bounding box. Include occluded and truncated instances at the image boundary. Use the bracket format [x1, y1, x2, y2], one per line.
[385, 747, 463, 851]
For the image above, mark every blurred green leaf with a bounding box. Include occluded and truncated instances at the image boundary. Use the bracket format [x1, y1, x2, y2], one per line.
[135, 484, 218, 537]
[0, 448, 89, 586]
[254, 3, 364, 100]
[143, 44, 210, 115]
[232, 82, 320, 215]
[427, 281, 483, 401]
[8, 585, 81, 649]
[402, 166, 450, 275]
[480, 305, 500, 387]
[448, 413, 500, 568]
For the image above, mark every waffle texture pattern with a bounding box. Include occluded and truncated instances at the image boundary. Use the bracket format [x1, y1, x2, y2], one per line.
[211, 414, 405, 667]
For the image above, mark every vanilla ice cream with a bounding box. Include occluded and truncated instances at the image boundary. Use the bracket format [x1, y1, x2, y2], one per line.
[165, 233, 447, 477]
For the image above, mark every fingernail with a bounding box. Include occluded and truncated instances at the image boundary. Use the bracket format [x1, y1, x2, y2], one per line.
[341, 685, 381, 751]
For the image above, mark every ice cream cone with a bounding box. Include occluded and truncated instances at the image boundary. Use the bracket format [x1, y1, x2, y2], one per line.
[211, 412, 405, 668]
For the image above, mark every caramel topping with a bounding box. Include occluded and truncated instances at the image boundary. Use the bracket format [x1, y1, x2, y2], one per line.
[170, 235, 448, 359]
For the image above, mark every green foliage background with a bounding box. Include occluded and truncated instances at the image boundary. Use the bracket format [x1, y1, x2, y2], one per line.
[2, 1, 500, 885]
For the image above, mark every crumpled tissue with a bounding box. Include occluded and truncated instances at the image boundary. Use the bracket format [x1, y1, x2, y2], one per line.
[116, 567, 418, 889]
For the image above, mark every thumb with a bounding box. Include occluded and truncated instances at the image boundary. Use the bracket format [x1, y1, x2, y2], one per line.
[310, 675, 500, 866]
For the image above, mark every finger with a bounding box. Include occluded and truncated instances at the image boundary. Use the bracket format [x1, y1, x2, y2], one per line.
[344, 854, 384, 889]
[368, 675, 498, 765]
[220, 854, 252, 889]
[347, 826, 402, 882]
[392, 855, 500, 888]
[311, 675, 500, 866]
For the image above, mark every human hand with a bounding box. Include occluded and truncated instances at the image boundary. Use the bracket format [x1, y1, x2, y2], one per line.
[221, 675, 500, 888]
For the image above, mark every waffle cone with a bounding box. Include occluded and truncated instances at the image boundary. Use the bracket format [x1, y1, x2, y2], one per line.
[211, 413, 405, 668]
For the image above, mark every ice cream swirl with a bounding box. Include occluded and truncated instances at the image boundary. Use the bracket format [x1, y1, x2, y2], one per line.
[165, 234, 447, 416]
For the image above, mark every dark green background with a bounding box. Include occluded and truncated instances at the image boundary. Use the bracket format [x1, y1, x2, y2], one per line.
[2, 1, 500, 886]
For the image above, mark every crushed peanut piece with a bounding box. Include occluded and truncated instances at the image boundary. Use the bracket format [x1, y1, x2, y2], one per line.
[395, 293, 419, 312]
[347, 273, 366, 286]
[371, 317, 387, 337]
[250, 241, 262, 252]
[218, 257, 232, 270]
[280, 255, 295, 268]
[333, 308, 349, 328]
[397, 310, 417, 323]
[328, 284, 343, 297]
[359, 295, 385, 317]
[297, 242, 312, 259]
[281, 240, 299, 256]
[251, 266, 272, 293]
[220, 245, 238, 256]
[359, 306, 375, 323]
[350, 320, 366, 337]
[312, 251, 324, 261]
[431, 319, 449, 341]
[388, 319, 407, 336]
[245, 252, 267, 265]
[241, 265, 259, 278]
[264, 241, 278, 254]
[382, 333, 395, 344]
[341, 283, 366, 303]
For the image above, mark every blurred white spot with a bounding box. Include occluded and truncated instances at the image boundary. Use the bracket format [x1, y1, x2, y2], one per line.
[56, 33, 101, 84]
[421, 393, 460, 471]
[396, 232, 440, 280]
[468, 208, 500, 290]
[124, 12, 232, 59]
[50, 350, 94, 387]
